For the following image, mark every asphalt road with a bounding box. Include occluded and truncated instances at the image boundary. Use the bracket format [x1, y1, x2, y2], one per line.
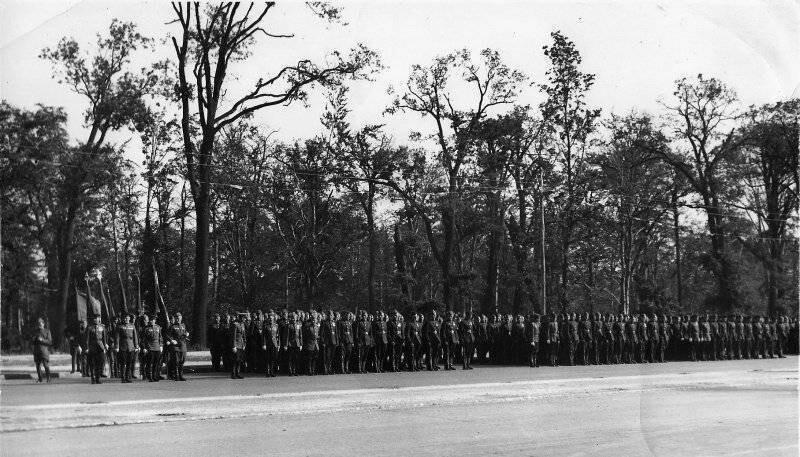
[1, 357, 797, 456]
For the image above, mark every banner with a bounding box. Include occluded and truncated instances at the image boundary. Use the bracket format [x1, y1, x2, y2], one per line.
[75, 288, 87, 322]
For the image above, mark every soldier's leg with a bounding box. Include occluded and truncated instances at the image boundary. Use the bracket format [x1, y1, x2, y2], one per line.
[34, 354, 44, 382]
[96, 352, 106, 383]
[118, 352, 127, 382]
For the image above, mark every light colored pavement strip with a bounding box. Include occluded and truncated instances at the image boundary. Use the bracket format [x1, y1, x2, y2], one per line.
[1, 369, 793, 432]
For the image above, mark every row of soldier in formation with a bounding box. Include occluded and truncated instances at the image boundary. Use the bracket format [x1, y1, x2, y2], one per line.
[41, 309, 796, 384]
[206, 309, 798, 379]
[64, 312, 190, 384]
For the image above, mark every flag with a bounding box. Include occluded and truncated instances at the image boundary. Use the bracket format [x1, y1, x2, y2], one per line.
[75, 287, 87, 322]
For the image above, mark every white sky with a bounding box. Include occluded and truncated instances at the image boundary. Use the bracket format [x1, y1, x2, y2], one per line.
[1, 0, 798, 158]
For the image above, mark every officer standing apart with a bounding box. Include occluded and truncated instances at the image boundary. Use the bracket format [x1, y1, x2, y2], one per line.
[32, 318, 53, 383]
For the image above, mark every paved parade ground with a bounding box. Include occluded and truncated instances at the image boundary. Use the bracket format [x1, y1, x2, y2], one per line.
[1, 357, 797, 456]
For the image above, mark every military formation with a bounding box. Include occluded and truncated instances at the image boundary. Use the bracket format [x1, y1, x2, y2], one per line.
[66, 312, 189, 384]
[59, 309, 797, 383]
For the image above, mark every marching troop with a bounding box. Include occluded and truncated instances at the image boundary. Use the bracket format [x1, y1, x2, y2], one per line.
[44, 308, 797, 384]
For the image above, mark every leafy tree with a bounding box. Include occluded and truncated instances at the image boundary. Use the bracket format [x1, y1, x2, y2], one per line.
[539, 31, 601, 310]
[170, 2, 379, 345]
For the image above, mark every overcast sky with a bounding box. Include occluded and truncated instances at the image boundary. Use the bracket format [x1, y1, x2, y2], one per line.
[1, 0, 798, 156]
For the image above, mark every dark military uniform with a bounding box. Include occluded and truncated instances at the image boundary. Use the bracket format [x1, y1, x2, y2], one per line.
[85, 322, 109, 384]
[567, 318, 579, 366]
[372, 318, 389, 373]
[320, 318, 338, 375]
[625, 319, 638, 364]
[32, 327, 53, 382]
[441, 318, 459, 370]
[405, 318, 423, 371]
[303, 320, 321, 375]
[337, 317, 354, 373]
[141, 322, 163, 381]
[578, 316, 592, 365]
[230, 320, 247, 379]
[115, 321, 139, 382]
[525, 316, 541, 367]
[388, 317, 405, 372]
[545, 317, 559, 367]
[423, 317, 441, 371]
[286, 319, 303, 376]
[208, 321, 222, 371]
[262, 320, 281, 377]
[166, 321, 189, 380]
[354, 317, 372, 373]
[458, 318, 475, 370]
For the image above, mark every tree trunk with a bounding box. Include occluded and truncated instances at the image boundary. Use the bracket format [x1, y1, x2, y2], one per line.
[366, 187, 376, 312]
[393, 223, 410, 300]
[672, 190, 683, 310]
[54, 203, 79, 349]
[192, 182, 211, 349]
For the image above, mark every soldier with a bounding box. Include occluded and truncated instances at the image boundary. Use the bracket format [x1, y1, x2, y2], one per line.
[603, 314, 615, 364]
[734, 315, 745, 359]
[488, 315, 500, 364]
[636, 314, 648, 363]
[459, 312, 476, 370]
[106, 317, 118, 379]
[405, 313, 423, 371]
[526, 314, 541, 367]
[499, 314, 513, 365]
[545, 313, 559, 367]
[591, 313, 604, 365]
[262, 312, 280, 377]
[613, 314, 626, 364]
[319, 311, 338, 375]
[229, 314, 246, 379]
[657, 314, 670, 363]
[423, 310, 442, 371]
[566, 314, 579, 366]
[725, 315, 736, 360]
[166, 312, 189, 381]
[114, 314, 139, 383]
[31, 318, 53, 383]
[717, 315, 728, 360]
[388, 312, 405, 372]
[625, 315, 638, 364]
[371, 312, 388, 373]
[337, 312, 354, 374]
[743, 316, 754, 359]
[73, 320, 88, 376]
[511, 315, 526, 365]
[219, 313, 233, 372]
[65, 319, 82, 374]
[777, 316, 789, 358]
[354, 311, 372, 374]
[688, 315, 701, 361]
[440, 311, 459, 370]
[766, 317, 777, 358]
[207, 313, 222, 371]
[475, 314, 488, 363]
[286, 312, 303, 376]
[139, 315, 161, 381]
[578, 313, 592, 365]
[302, 313, 320, 375]
[85, 315, 109, 384]
[679, 315, 690, 360]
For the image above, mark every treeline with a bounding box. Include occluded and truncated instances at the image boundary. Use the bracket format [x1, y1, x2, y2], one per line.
[1, 4, 797, 350]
